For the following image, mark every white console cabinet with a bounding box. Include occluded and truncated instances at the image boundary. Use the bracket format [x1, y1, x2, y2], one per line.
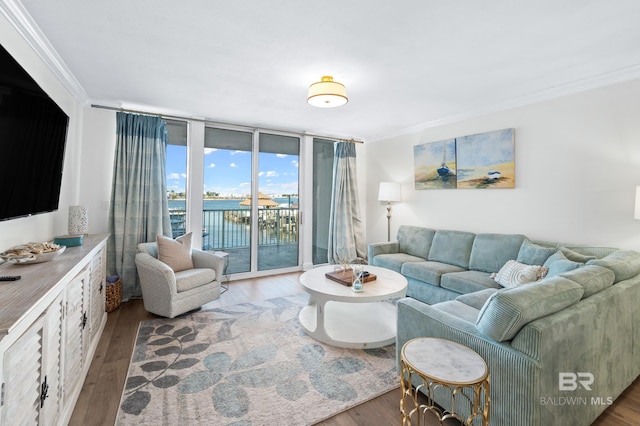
[0, 234, 108, 426]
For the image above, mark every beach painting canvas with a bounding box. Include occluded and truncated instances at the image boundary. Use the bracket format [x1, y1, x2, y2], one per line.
[413, 138, 457, 189]
[456, 128, 515, 189]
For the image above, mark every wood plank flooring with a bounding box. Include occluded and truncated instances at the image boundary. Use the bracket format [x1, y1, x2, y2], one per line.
[70, 272, 640, 425]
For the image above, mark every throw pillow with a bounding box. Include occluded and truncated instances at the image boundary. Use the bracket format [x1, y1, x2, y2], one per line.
[491, 259, 548, 288]
[157, 232, 194, 272]
[516, 239, 556, 265]
[543, 251, 583, 279]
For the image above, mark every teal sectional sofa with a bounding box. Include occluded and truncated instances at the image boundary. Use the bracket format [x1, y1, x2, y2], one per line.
[368, 225, 640, 426]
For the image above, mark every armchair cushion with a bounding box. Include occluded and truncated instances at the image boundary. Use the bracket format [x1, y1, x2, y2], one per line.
[175, 268, 217, 292]
[157, 232, 194, 272]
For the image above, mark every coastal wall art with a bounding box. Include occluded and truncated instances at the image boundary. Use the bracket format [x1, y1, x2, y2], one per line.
[413, 138, 457, 189]
[413, 128, 515, 190]
[456, 128, 515, 189]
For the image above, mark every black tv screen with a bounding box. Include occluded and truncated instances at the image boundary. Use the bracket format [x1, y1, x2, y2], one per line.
[0, 43, 69, 221]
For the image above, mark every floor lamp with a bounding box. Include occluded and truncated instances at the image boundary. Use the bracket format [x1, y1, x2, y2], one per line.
[378, 182, 402, 242]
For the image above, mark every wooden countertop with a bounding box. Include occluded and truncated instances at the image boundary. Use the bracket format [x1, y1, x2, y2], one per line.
[0, 233, 109, 341]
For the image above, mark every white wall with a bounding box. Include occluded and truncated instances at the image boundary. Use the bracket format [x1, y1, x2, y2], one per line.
[0, 13, 84, 252]
[79, 108, 116, 234]
[365, 78, 640, 250]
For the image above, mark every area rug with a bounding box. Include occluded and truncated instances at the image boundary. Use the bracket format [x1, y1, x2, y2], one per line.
[116, 294, 399, 425]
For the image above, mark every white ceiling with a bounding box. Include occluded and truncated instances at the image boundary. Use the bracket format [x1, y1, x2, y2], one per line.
[16, 0, 640, 141]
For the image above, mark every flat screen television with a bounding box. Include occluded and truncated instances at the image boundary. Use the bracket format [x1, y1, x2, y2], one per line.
[0, 43, 70, 221]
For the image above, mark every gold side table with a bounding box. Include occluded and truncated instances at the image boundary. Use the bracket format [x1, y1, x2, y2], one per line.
[400, 337, 490, 425]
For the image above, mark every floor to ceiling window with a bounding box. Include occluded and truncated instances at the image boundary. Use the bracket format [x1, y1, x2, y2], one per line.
[257, 133, 299, 271]
[312, 138, 335, 265]
[165, 120, 188, 238]
[165, 120, 335, 276]
[202, 127, 253, 274]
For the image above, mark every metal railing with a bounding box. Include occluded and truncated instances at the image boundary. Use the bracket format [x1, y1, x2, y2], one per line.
[170, 208, 299, 251]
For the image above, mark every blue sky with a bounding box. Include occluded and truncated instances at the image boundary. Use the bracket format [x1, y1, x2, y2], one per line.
[166, 145, 299, 196]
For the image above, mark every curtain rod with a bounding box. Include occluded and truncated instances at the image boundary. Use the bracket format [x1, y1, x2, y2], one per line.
[91, 104, 364, 144]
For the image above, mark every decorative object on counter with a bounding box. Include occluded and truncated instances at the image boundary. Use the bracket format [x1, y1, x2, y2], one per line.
[68, 205, 88, 235]
[53, 234, 84, 247]
[106, 275, 122, 312]
[0, 242, 65, 264]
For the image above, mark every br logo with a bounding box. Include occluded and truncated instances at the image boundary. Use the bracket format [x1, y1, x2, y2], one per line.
[559, 372, 594, 391]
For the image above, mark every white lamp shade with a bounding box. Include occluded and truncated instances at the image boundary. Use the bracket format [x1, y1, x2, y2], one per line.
[378, 182, 402, 202]
[68, 205, 88, 235]
[307, 76, 348, 108]
[635, 186, 640, 220]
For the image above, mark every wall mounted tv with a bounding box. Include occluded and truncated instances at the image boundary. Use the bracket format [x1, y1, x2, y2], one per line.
[0, 43, 70, 221]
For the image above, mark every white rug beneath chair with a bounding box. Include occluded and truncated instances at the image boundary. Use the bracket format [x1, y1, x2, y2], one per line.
[116, 294, 398, 425]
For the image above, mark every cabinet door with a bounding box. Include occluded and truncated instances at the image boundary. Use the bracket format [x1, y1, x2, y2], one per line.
[41, 294, 64, 424]
[1, 316, 44, 425]
[1, 292, 62, 426]
[63, 267, 88, 401]
[89, 246, 106, 342]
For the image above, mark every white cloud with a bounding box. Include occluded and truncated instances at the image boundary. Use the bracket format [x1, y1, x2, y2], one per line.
[292, 160, 299, 168]
[258, 171, 265, 177]
[276, 154, 287, 158]
[204, 148, 218, 155]
[266, 170, 278, 177]
[209, 163, 216, 168]
[168, 172, 186, 179]
[230, 162, 237, 168]
[231, 150, 247, 155]
[239, 182, 251, 187]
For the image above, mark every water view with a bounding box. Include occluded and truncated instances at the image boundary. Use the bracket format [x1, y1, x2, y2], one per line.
[168, 198, 299, 252]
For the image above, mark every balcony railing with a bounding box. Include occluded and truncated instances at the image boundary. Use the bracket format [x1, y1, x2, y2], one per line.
[170, 207, 298, 251]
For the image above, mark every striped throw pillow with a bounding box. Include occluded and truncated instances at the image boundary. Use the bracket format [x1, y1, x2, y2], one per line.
[492, 260, 548, 288]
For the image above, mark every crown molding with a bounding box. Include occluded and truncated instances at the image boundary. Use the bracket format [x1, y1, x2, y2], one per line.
[0, 0, 89, 104]
[369, 63, 640, 143]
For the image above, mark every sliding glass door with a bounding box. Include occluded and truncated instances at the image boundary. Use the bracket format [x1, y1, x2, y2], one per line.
[200, 127, 300, 274]
[165, 121, 341, 275]
[257, 133, 299, 271]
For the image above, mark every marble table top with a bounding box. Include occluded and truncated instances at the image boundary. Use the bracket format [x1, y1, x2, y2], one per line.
[402, 337, 488, 385]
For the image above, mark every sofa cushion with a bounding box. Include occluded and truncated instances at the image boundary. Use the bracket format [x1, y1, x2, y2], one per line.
[558, 264, 614, 299]
[157, 232, 194, 272]
[398, 225, 436, 259]
[543, 251, 583, 278]
[401, 261, 465, 287]
[432, 300, 480, 323]
[175, 268, 216, 292]
[475, 276, 584, 342]
[560, 246, 596, 263]
[468, 233, 525, 273]
[372, 253, 425, 273]
[441, 270, 501, 294]
[456, 288, 498, 310]
[587, 250, 640, 283]
[492, 260, 547, 288]
[428, 230, 476, 268]
[516, 239, 556, 265]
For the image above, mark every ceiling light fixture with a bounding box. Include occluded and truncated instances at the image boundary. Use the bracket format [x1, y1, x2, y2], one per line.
[307, 75, 348, 108]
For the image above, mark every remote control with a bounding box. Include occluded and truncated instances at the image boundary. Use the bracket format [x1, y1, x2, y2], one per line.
[0, 276, 21, 281]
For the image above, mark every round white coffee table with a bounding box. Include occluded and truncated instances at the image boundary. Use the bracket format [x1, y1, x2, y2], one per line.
[298, 265, 408, 349]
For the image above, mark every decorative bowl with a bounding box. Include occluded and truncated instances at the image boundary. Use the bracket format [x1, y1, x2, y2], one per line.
[0, 243, 66, 264]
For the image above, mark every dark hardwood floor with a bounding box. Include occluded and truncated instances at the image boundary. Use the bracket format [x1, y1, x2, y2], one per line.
[70, 272, 640, 425]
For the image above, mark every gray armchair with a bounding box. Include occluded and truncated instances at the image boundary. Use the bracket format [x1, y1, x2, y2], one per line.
[135, 242, 226, 318]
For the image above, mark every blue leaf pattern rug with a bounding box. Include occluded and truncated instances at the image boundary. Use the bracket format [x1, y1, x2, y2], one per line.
[116, 294, 398, 425]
